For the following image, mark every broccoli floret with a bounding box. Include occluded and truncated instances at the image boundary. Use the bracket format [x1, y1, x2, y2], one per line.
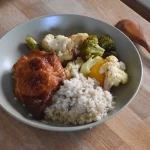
[98, 35, 116, 51]
[98, 35, 117, 58]
[26, 37, 39, 50]
[102, 51, 117, 58]
[79, 35, 105, 60]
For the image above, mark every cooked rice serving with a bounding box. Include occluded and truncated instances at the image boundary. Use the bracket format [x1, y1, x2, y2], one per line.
[45, 73, 115, 125]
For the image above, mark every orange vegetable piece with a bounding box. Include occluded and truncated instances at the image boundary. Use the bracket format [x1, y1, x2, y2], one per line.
[88, 59, 105, 86]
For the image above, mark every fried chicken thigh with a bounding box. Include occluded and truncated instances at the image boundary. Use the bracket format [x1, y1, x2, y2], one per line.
[13, 50, 66, 119]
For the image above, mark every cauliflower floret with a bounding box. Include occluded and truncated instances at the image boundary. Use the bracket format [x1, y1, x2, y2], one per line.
[41, 33, 89, 62]
[69, 33, 89, 48]
[65, 57, 83, 79]
[64, 62, 74, 79]
[57, 46, 73, 62]
[119, 61, 126, 71]
[105, 55, 118, 63]
[41, 34, 73, 61]
[99, 56, 128, 90]
[41, 34, 55, 50]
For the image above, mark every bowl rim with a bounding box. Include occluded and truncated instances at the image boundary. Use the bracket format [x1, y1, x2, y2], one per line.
[0, 14, 143, 132]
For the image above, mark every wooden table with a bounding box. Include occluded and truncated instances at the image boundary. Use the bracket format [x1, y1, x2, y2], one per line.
[0, 0, 150, 150]
[121, 0, 150, 22]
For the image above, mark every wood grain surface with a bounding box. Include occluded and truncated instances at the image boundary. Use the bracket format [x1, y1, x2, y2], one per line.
[121, 0, 150, 22]
[0, 0, 150, 150]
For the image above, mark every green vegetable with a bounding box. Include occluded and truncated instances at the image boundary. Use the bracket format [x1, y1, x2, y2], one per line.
[80, 56, 102, 76]
[98, 35, 116, 51]
[102, 51, 117, 58]
[79, 35, 105, 60]
[98, 35, 117, 58]
[26, 37, 39, 50]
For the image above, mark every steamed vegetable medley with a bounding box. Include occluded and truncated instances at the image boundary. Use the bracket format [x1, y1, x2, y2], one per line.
[26, 33, 128, 91]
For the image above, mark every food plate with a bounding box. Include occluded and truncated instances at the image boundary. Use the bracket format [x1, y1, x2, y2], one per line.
[0, 15, 142, 131]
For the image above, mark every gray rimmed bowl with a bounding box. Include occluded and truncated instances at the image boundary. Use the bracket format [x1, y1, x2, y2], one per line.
[0, 15, 142, 132]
